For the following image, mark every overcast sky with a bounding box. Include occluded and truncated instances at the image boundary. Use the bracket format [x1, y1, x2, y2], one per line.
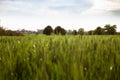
[0, 0, 120, 31]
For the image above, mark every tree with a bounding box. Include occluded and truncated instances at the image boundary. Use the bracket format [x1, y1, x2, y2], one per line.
[110, 25, 117, 35]
[72, 30, 77, 35]
[54, 26, 61, 35]
[0, 27, 6, 36]
[61, 28, 66, 35]
[104, 24, 111, 34]
[67, 30, 72, 35]
[78, 28, 84, 35]
[0, 27, 22, 36]
[94, 26, 104, 35]
[88, 30, 94, 35]
[54, 26, 66, 35]
[104, 24, 117, 35]
[43, 25, 53, 35]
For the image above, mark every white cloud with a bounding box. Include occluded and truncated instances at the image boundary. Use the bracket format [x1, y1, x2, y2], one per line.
[0, 1, 34, 16]
[0, 0, 92, 16]
[82, 0, 120, 15]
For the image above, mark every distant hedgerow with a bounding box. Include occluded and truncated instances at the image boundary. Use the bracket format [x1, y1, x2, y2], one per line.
[0, 27, 22, 36]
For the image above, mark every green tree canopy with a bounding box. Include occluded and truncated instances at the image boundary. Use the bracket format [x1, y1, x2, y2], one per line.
[43, 25, 53, 35]
[94, 26, 104, 35]
[54, 26, 66, 35]
[72, 30, 77, 35]
[104, 24, 117, 35]
[78, 28, 84, 35]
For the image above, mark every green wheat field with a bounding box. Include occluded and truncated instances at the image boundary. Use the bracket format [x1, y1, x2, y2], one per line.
[0, 35, 120, 80]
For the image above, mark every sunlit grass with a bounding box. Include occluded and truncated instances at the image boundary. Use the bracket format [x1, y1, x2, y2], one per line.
[0, 35, 120, 80]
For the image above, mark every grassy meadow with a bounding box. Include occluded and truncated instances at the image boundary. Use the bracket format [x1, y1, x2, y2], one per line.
[0, 35, 120, 80]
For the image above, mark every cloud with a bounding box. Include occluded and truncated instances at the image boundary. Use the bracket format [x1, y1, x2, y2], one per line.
[82, 0, 120, 16]
[1, 0, 119, 16]
[0, 0, 93, 17]
[50, 0, 92, 12]
[0, 1, 34, 16]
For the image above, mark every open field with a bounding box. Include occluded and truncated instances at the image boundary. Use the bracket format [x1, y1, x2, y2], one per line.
[0, 35, 120, 80]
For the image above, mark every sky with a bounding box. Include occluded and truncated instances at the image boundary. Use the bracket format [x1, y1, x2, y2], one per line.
[0, 0, 120, 31]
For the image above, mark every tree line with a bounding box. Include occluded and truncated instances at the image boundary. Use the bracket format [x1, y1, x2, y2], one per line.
[43, 24, 119, 35]
[0, 24, 119, 36]
[0, 27, 22, 36]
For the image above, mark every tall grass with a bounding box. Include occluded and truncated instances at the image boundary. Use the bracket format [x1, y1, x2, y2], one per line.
[0, 35, 120, 80]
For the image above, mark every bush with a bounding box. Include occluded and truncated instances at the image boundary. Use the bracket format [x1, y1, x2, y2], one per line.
[0, 27, 22, 36]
